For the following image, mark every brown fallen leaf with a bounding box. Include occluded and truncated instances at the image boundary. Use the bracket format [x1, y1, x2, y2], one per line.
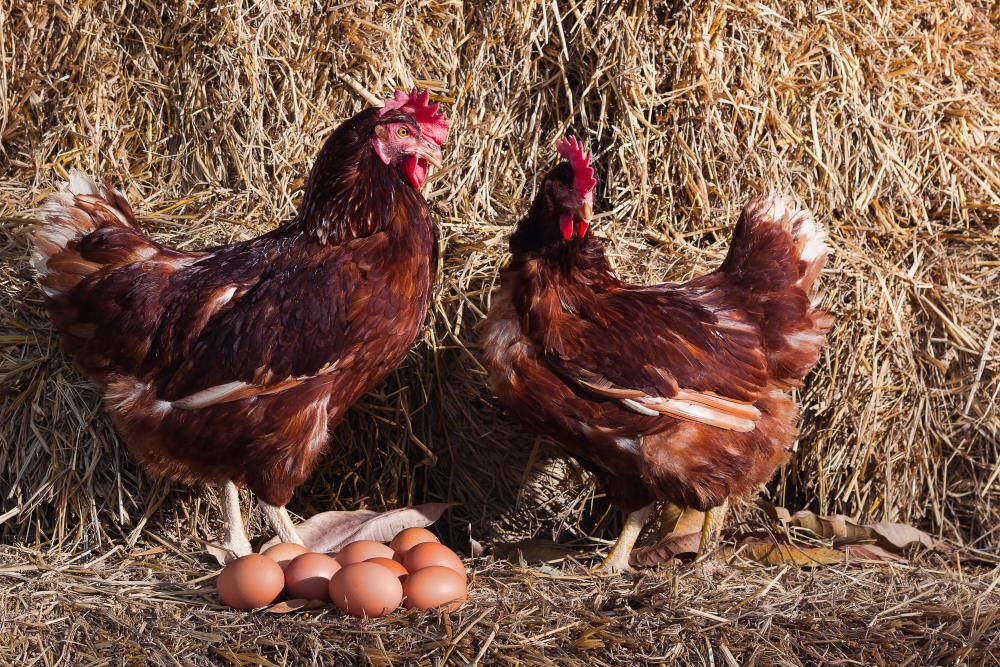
[843, 544, 906, 562]
[725, 539, 844, 567]
[866, 522, 948, 552]
[259, 502, 454, 554]
[264, 599, 328, 614]
[630, 531, 702, 568]
[758, 501, 949, 555]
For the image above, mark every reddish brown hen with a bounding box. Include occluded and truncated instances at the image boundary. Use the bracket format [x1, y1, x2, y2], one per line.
[32, 89, 449, 555]
[481, 137, 832, 572]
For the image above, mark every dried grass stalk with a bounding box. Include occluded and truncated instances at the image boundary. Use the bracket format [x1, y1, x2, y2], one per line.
[0, 0, 997, 624]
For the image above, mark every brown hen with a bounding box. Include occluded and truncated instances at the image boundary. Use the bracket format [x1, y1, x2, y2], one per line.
[32, 89, 449, 555]
[481, 137, 831, 571]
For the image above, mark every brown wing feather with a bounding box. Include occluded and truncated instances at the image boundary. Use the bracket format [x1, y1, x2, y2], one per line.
[533, 282, 770, 432]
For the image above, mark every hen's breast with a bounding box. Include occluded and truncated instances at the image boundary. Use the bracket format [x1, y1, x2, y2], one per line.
[481, 281, 652, 500]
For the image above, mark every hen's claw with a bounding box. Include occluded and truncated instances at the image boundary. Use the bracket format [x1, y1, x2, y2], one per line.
[262, 502, 305, 547]
[593, 503, 655, 575]
[223, 536, 253, 559]
[597, 550, 632, 574]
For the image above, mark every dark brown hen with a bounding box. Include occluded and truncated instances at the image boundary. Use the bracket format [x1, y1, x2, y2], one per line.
[32, 89, 449, 555]
[481, 137, 831, 571]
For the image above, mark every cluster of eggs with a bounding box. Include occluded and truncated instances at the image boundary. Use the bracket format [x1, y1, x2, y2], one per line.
[216, 527, 468, 616]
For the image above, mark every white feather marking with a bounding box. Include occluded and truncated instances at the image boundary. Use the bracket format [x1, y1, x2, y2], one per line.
[167, 256, 196, 268]
[304, 397, 330, 453]
[622, 398, 660, 416]
[315, 359, 340, 375]
[68, 170, 99, 196]
[30, 250, 48, 276]
[41, 192, 75, 221]
[798, 218, 828, 264]
[172, 381, 251, 410]
[104, 380, 148, 413]
[39, 225, 75, 248]
[769, 195, 787, 222]
[759, 194, 828, 267]
[633, 394, 758, 432]
[614, 437, 640, 454]
[786, 330, 824, 348]
[215, 286, 237, 306]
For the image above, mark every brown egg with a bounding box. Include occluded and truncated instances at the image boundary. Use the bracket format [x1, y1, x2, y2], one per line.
[366, 556, 409, 580]
[216, 554, 285, 611]
[403, 566, 468, 611]
[283, 552, 341, 601]
[403, 542, 466, 578]
[335, 540, 395, 566]
[329, 562, 404, 618]
[389, 527, 440, 560]
[262, 542, 309, 570]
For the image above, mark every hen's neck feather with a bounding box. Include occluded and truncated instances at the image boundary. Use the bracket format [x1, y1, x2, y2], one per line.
[291, 109, 427, 246]
[509, 196, 618, 291]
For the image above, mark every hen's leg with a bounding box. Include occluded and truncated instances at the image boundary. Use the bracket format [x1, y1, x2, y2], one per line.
[600, 502, 654, 573]
[261, 501, 305, 546]
[696, 498, 729, 559]
[221, 481, 253, 557]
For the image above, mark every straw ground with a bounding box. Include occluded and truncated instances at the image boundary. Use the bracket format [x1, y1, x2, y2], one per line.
[1, 0, 998, 663]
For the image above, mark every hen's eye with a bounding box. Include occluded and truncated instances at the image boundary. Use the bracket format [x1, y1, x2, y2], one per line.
[396, 126, 410, 137]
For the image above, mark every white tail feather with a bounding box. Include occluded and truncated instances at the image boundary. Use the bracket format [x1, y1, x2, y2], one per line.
[31, 171, 111, 286]
[758, 194, 829, 289]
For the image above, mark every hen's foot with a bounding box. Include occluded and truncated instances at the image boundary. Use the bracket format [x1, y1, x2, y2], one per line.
[629, 504, 705, 568]
[598, 549, 632, 574]
[220, 480, 253, 560]
[261, 502, 305, 547]
[691, 499, 730, 579]
[222, 535, 253, 559]
[593, 503, 655, 574]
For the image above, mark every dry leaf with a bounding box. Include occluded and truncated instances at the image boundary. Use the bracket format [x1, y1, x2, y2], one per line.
[758, 501, 948, 555]
[259, 502, 454, 554]
[630, 532, 702, 567]
[265, 599, 327, 614]
[726, 539, 844, 567]
[843, 544, 906, 562]
[867, 522, 947, 552]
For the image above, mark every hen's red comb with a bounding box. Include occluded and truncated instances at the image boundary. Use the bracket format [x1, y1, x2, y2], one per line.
[556, 136, 597, 203]
[379, 88, 450, 145]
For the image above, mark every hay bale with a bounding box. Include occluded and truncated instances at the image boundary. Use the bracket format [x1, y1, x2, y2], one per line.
[1, 0, 997, 555]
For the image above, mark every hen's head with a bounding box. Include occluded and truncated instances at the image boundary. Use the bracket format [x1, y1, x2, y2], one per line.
[542, 137, 597, 239]
[373, 88, 450, 189]
[513, 137, 597, 252]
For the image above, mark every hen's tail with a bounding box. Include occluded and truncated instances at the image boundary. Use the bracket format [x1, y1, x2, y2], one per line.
[720, 195, 833, 387]
[32, 170, 162, 298]
[31, 171, 190, 376]
[32, 171, 164, 296]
